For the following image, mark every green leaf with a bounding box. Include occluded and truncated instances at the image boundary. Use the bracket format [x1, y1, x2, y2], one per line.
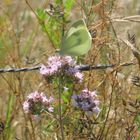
[59, 19, 92, 56]
[55, 0, 61, 4]
[61, 91, 70, 103]
[64, 0, 74, 11]
[36, 8, 46, 21]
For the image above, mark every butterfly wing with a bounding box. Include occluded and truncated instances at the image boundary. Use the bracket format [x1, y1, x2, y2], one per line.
[59, 19, 92, 56]
[64, 19, 85, 38]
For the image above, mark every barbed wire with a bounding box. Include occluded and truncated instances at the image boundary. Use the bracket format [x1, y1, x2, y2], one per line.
[0, 62, 134, 73]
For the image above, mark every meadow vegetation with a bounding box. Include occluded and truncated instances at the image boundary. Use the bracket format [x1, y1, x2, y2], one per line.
[0, 0, 140, 139]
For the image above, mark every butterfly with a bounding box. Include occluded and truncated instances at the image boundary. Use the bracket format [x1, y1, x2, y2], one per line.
[59, 19, 92, 56]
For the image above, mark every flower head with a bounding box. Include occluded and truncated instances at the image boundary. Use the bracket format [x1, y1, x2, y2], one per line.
[23, 91, 54, 116]
[72, 89, 100, 114]
[40, 55, 83, 82]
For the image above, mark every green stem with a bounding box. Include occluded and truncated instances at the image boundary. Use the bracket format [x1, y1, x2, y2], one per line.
[60, 0, 65, 37]
[58, 1, 65, 138]
[58, 75, 65, 140]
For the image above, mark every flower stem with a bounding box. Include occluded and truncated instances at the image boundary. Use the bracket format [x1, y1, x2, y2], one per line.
[58, 1, 65, 139]
[58, 75, 65, 140]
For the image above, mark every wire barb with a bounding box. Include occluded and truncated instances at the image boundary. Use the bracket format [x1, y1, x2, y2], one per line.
[0, 66, 41, 73]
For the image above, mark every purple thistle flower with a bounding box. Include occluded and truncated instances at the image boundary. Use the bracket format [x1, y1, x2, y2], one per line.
[72, 89, 100, 114]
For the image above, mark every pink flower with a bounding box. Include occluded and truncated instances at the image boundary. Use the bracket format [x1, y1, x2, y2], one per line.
[63, 56, 76, 66]
[74, 72, 83, 82]
[23, 101, 29, 113]
[48, 96, 54, 102]
[40, 64, 48, 75]
[39, 55, 83, 82]
[23, 91, 54, 116]
[48, 106, 54, 112]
